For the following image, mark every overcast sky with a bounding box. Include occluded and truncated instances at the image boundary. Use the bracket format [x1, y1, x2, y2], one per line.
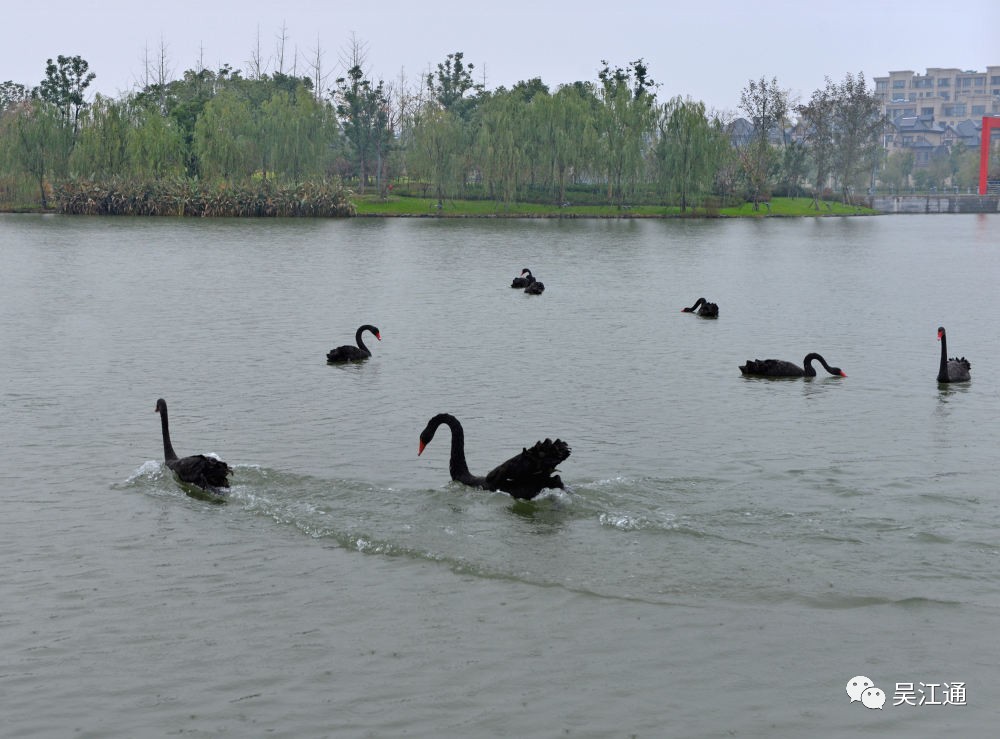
[3, 0, 997, 112]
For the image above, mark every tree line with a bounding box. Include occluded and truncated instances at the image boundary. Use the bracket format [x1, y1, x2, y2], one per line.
[1, 45, 988, 214]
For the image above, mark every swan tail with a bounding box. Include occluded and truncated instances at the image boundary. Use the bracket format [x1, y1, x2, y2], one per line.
[535, 438, 571, 465]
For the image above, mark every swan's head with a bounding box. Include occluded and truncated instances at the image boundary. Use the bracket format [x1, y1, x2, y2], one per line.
[937, 326, 946, 341]
[418, 415, 447, 455]
[155, 398, 167, 414]
[418, 426, 433, 456]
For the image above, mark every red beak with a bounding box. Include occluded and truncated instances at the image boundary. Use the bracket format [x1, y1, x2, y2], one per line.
[375, 332, 382, 341]
[418, 440, 426, 456]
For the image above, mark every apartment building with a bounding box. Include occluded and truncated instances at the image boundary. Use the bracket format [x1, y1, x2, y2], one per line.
[874, 66, 1000, 128]
[873, 66, 999, 168]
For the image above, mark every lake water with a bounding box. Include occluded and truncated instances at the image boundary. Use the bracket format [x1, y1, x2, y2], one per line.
[1, 212, 998, 737]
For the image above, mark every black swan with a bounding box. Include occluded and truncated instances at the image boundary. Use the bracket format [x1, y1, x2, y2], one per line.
[937, 326, 971, 383]
[326, 324, 381, 363]
[524, 280, 545, 295]
[681, 297, 719, 318]
[511, 268, 535, 288]
[154, 398, 232, 491]
[740, 353, 847, 378]
[418, 413, 570, 500]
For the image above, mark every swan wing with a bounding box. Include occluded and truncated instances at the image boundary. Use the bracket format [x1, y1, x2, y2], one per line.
[327, 345, 369, 362]
[169, 454, 232, 489]
[740, 359, 801, 376]
[485, 438, 570, 498]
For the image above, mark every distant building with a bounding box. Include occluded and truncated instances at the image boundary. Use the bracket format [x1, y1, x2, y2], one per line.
[874, 66, 1000, 128]
[874, 66, 1000, 168]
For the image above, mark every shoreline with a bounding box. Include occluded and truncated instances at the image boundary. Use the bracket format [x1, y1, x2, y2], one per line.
[4, 192, 998, 217]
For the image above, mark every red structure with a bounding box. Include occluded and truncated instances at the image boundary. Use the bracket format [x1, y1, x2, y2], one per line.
[979, 116, 1000, 195]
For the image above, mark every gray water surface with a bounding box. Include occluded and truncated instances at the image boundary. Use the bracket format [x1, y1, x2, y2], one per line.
[1, 213, 998, 737]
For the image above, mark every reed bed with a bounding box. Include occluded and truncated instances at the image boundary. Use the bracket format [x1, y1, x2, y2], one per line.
[54, 178, 356, 217]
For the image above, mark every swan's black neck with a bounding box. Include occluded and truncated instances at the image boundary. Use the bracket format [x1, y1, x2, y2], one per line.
[802, 353, 831, 377]
[157, 402, 178, 461]
[938, 328, 949, 380]
[424, 413, 479, 485]
[355, 325, 378, 354]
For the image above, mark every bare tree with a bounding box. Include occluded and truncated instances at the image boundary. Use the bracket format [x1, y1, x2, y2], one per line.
[306, 35, 333, 101]
[393, 66, 424, 133]
[248, 26, 268, 79]
[138, 36, 173, 111]
[338, 33, 369, 84]
[275, 21, 289, 75]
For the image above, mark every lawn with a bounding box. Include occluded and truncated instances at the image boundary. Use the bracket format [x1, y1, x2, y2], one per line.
[351, 194, 877, 218]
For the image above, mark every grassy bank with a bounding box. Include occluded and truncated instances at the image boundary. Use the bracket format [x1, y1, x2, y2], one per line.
[352, 194, 877, 218]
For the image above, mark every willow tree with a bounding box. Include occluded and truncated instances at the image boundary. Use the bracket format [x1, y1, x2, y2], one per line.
[655, 96, 720, 212]
[596, 59, 658, 208]
[407, 107, 466, 208]
[475, 90, 529, 206]
[138, 65, 239, 175]
[263, 90, 337, 182]
[1, 99, 72, 206]
[69, 94, 130, 177]
[127, 100, 187, 178]
[529, 83, 598, 205]
[193, 89, 257, 180]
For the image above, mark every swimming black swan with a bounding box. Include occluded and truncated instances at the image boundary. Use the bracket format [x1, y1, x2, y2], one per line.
[418, 413, 570, 500]
[681, 297, 719, 318]
[511, 268, 535, 288]
[937, 326, 971, 383]
[155, 398, 232, 490]
[524, 280, 545, 295]
[740, 353, 847, 378]
[327, 324, 381, 363]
